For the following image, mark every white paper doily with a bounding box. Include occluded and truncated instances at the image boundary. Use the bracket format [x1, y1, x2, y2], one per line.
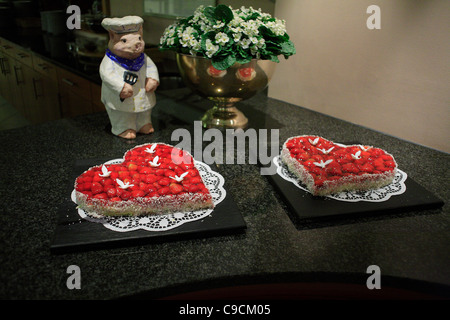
[273, 155, 407, 202]
[72, 159, 226, 232]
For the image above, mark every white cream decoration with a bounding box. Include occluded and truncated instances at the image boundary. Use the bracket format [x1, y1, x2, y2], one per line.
[313, 159, 333, 168]
[351, 151, 362, 160]
[149, 156, 161, 167]
[359, 145, 371, 152]
[309, 137, 320, 145]
[145, 144, 158, 154]
[169, 172, 189, 182]
[317, 147, 334, 154]
[98, 165, 111, 177]
[116, 178, 134, 189]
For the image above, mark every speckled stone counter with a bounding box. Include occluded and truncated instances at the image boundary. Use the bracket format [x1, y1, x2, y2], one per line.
[0, 88, 449, 300]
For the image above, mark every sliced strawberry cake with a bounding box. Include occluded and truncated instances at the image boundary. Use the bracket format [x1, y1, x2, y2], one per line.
[74, 143, 214, 216]
[281, 135, 398, 196]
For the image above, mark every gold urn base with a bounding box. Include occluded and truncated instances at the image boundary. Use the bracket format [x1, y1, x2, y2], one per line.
[201, 98, 248, 129]
[176, 53, 276, 130]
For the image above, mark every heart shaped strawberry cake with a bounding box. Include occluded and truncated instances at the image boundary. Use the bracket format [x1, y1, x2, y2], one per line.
[281, 135, 398, 196]
[74, 143, 214, 216]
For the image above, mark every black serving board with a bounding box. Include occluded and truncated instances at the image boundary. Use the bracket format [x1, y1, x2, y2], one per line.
[51, 158, 246, 254]
[267, 168, 444, 229]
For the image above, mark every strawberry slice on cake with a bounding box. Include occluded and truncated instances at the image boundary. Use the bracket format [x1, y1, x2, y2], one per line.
[74, 143, 214, 216]
[281, 135, 398, 196]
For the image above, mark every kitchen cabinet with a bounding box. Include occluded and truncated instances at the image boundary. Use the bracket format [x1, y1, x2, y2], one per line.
[0, 38, 60, 123]
[0, 52, 8, 100]
[2, 50, 59, 123]
[18, 62, 61, 123]
[90, 82, 104, 113]
[10, 59, 32, 119]
[6, 43, 35, 120]
[32, 55, 61, 122]
[0, 36, 104, 124]
[57, 67, 104, 118]
[0, 44, 10, 100]
[0, 40, 23, 110]
[9, 57, 47, 123]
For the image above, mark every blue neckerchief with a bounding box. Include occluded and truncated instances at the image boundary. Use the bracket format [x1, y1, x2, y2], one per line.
[105, 49, 145, 72]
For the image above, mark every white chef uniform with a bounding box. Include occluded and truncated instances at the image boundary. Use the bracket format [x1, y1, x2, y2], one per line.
[100, 16, 159, 135]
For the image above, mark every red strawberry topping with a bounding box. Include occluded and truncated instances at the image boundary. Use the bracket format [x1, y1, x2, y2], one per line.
[74, 143, 214, 216]
[281, 136, 398, 196]
[169, 183, 183, 194]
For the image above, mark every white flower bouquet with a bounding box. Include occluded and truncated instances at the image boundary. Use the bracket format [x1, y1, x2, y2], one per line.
[159, 4, 296, 70]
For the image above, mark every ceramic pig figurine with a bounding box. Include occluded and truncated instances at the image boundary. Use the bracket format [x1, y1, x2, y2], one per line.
[100, 16, 159, 139]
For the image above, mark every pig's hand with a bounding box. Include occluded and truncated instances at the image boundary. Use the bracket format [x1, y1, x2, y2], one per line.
[145, 78, 159, 93]
[120, 83, 134, 100]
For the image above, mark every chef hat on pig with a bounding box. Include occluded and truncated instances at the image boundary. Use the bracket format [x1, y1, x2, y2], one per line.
[101, 16, 144, 34]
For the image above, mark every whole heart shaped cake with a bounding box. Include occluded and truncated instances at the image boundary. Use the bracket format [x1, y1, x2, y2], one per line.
[74, 143, 214, 216]
[281, 135, 398, 196]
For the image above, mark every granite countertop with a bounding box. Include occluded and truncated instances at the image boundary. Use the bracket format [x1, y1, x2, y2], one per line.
[0, 87, 449, 300]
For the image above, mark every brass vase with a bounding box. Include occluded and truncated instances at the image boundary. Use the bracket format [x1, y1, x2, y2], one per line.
[176, 53, 277, 129]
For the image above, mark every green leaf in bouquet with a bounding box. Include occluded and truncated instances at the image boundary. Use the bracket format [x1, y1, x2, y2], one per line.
[268, 55, 280, 63]
[259, 25, 290, 42]
[204, 6, 217, 22]
[212, 53, 236, 70]
[235, 47, 252, 64]
[214, 4, 234, 23]
[259, 47, 280, 63]
[236, 53, 252, 64]
[244, 12, 261, 22]
[265, 40, 282, 52]
[236, 56, 252, 64]
[259, 25, 276, 38]
[159, 5, 296, 63]
[179, 15, 193, 25]
[280, 40, 296, 56]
